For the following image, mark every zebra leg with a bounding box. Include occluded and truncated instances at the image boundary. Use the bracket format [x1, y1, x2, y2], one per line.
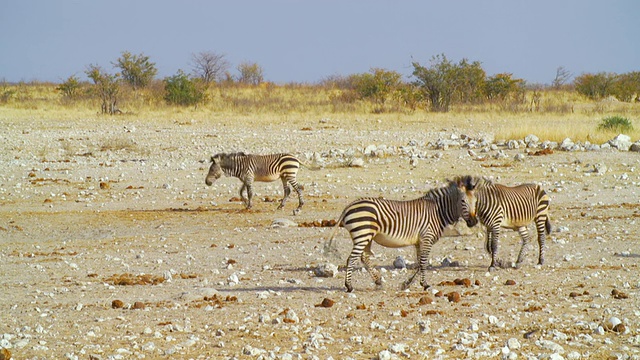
[402, 237, 435, 291]
[402, 244, 424, 290]
[345, 251, 359, 292]
[401, 270, 419, 290]
[245, 183, 254, 209]
[239, 184, 248, 206]
[487, 227, 502, 271]
[277, 177, 291, 210]
[515, 226, 531, 268]
[361, 242, 382, 288]
[417, 238, 435, 290]
[345, 238, 378, 292]
[292, 181, 304, 215]
[536, 217, 549, 265]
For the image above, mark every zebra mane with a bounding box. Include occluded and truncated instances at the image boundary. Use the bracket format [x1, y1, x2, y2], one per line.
[423, 181, 456, 201]
[422, 175, 489, 200]
[452, 175, 491, 190]
[211, 152, 247, 162]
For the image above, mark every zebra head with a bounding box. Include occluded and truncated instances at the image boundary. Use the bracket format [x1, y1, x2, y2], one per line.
[205, 154, 224, 186]
[454, 175, 480, 228]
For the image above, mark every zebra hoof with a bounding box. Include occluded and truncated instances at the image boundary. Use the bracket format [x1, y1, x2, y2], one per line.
[346, 285, 354, 293]
[292, 208, 301, 216]
[400, 282, 410, 291]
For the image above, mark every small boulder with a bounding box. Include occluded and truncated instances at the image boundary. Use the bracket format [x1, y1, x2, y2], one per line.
[314, 263, 338, 278]
[608, 134, 632, 151]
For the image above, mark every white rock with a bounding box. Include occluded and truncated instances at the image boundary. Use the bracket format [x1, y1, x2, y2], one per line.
[592, 163, 607, 174]
[507, 337, 521, 350]
[377, 350, 392, 360]
[393, 256, 407, 269]
[525, 134, 539, 144]
[537, 339, 564, 354]
[608, 134, 632, 151]
[141, 342, 156, 352]
[227, 273, 239, 286]
[349, 158, 365, 167]
[314, 263, 338, 278]
[282, 309, 299, 323]
[271, 218, 298, 228]
[364, 145, 377, 156]
[566, 351, 581, 360]
[602, 316, 621, 331]
[163, 270, 173, 281]
[561, 138, 574, 150]
[388, 343, 406, 353]
[243, 345, 266, 356]
[418, 320, 431, 334]
[259, 313, 271, 323]
[14, 339, 29, 348]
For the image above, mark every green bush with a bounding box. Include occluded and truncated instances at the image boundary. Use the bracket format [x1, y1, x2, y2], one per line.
[597, 115, 633, 132]
[164, 70, 205, 106]
[0, 81, 16, 104]
[57, 75, 81, 99]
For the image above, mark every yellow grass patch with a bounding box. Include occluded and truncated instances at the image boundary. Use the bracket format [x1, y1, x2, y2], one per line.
[1, 83, 638, 143]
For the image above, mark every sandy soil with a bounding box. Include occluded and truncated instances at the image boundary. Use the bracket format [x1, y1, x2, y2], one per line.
[1, 115, 639, 359]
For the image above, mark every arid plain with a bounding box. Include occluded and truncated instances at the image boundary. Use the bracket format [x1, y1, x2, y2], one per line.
[1, 113, 639, 359]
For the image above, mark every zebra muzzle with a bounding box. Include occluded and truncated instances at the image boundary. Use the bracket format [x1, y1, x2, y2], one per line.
[465, 216, 478, 228]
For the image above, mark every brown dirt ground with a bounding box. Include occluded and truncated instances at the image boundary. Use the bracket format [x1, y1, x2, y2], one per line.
[1, 116, 639, 359]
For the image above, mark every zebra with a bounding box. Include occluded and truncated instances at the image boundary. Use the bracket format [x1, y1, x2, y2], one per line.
[466, 177, 551, 270]
[324, 176, 479, 292]
[205, 152, 305, 215]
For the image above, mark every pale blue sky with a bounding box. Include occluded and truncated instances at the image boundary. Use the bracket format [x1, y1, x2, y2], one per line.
[1, 0, 638, 85]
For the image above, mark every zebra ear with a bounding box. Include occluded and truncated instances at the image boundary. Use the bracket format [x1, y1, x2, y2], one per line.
[466, 175, 478, 190]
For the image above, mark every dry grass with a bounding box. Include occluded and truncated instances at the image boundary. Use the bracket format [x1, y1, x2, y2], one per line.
[1, 83, 638, 144]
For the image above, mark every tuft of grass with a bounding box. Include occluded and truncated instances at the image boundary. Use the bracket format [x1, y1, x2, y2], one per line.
[597, 115, 633, 133]
[100, 137, 139, 152]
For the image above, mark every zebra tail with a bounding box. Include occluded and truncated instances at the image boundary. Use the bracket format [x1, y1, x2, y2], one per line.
[545, 217, 552, 234]
[299, 162, 322, 171]
[485, 236, 492, 255]
[323, 212, 345, 256]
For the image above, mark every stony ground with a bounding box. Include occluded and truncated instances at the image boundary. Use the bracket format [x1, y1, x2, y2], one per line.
[1, 115, 639, 360]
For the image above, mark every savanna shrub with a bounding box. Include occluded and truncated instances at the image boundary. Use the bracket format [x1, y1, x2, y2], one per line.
[164, 71, 205, 106]
[57, 75, 81, 99]
[597, 115, 633, 132]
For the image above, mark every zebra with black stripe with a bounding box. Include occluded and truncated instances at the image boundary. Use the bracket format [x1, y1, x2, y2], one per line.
[325, 176, 479, 292]
[205, 152, 305, 215]
[466, 177, 551, 270]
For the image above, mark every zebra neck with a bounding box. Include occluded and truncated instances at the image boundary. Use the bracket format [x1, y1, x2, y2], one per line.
[222, 166, 241, 178]
[440, 200, 459, 227]
[426, 189, 459, 227]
